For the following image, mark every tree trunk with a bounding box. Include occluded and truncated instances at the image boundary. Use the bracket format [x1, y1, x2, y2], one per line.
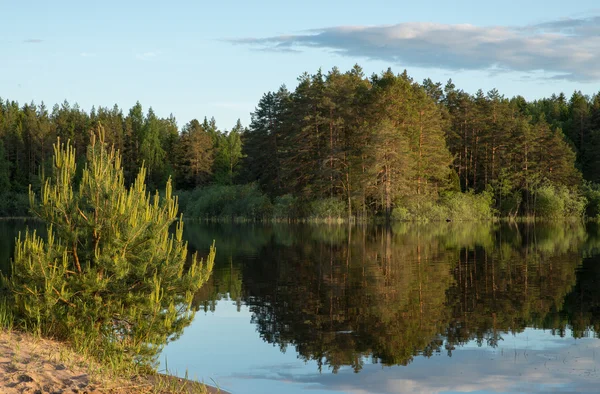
[385, 161, 391, 222]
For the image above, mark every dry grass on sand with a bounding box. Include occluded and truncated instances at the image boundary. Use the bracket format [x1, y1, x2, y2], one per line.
[0, 330, 226, 394]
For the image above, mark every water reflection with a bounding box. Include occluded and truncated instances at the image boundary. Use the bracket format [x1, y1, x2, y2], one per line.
[185, 221, 600, 374]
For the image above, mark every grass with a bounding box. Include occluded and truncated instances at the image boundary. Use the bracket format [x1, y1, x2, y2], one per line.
[0, 299, 13, 331]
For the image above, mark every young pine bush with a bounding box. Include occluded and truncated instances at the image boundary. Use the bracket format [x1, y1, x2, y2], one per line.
[1, 127, 215, 369]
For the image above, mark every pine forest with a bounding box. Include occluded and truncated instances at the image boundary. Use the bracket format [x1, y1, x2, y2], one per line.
[1, 65, 598, 221]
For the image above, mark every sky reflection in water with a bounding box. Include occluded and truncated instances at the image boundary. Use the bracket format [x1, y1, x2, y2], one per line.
[162, 302, 600, 394]
[161, 222, 600, 394]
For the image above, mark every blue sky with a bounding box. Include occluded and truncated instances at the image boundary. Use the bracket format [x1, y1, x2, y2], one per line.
[1, 0, 599, 130]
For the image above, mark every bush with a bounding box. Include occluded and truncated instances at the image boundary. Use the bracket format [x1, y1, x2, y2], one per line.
[582, 181, 600, 220]
[308, 198, 347, 220]
[183, 183, 273, 220]
[392, 206, 410, 221]
[442, 190, 495, 221]
[393, 191, 494, 222]
[273, 194, 299, 220]
[535, 183, 586, 219]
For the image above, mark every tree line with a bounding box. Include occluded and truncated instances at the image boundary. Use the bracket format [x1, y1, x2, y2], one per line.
[0, 99, 244, 215]
[242, 66, 590, 220]
[1, 65, 599, 219]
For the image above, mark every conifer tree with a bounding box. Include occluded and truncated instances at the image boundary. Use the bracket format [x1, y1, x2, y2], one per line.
[2, 126, 215, 368]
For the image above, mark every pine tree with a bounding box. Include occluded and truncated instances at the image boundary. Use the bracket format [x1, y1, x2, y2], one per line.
[241, 87, 290, 196]
[2, 126, 215, 368]
[176, 119, 214, 188]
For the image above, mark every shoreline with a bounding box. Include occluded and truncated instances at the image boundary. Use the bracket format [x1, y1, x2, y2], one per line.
[0, 329, 227, 394]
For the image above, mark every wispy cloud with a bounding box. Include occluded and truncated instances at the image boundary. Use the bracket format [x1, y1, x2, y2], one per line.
[231, 16, 600, 82]
[80, 52, 97, 58]
[135, 51, 160, 60]
[230, 334, 600, 393]
[23, 39, 43, 44]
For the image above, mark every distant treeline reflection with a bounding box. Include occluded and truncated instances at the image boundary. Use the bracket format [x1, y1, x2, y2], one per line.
[186, 222, 600, 372]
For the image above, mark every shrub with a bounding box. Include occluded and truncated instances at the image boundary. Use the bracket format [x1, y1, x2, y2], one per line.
[535, 183, 586, 219]
[393, 191, 494, 222]
[582, 181, 600, 220]
[441, 190, 495, 221]
[273, 194, 299, 220]
[183, 183, 273, 220]
[392, 206, 410, 221]
[309, 198, 347, 220]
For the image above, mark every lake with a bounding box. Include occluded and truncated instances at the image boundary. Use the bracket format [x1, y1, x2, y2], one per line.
[2, 220, 600, 393]
[161, 221, 600, 394]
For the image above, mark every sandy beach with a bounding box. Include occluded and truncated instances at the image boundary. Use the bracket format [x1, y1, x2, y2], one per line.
[0, 330, 225, 394]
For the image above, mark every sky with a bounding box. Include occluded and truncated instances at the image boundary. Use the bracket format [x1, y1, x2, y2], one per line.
[1, 0, 600, 130]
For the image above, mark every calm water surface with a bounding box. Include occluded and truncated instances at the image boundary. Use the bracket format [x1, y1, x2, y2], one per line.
[2, 220, 600, 393]
[160, 222, 600, 394]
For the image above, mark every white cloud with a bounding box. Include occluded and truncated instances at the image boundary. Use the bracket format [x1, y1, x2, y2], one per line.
[232, 16, 600, 82]
[231, 337, 600, 393]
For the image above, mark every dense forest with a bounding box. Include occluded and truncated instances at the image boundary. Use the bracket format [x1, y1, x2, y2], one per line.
[1, 65, 600, 220]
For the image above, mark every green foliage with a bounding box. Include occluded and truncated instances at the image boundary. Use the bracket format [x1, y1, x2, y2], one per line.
[582, 181, 600, 219]
[2, 128, 215, 369]
[0, 65, 597, 221]
[0, 298, 13, 330]
[0, 140, 10, 193]
[0, 192, 29, 217]
[213, 120, 245, 185]
[240, 88, 289, 196]
[391, 206, 411, 221]
[308, 198, 347, 220]
[441, 190, 495, 220]
[534, 183, 587, 219]
[174, 119, 214, 189]
[273, 194, 299, 220]
[393, 191, 494, 222]
[183, 183, 272, 220]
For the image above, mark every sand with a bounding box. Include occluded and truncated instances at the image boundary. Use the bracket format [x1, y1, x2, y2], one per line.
[0, 330, 225, 394]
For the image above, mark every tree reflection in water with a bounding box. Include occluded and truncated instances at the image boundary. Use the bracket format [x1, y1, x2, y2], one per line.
[185, 221, 600, 373]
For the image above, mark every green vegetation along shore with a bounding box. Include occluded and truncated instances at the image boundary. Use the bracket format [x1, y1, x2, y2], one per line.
[1, 65, 599, 221]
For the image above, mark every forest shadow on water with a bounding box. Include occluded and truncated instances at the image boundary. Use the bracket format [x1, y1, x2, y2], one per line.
[164, 220, 600, 393]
